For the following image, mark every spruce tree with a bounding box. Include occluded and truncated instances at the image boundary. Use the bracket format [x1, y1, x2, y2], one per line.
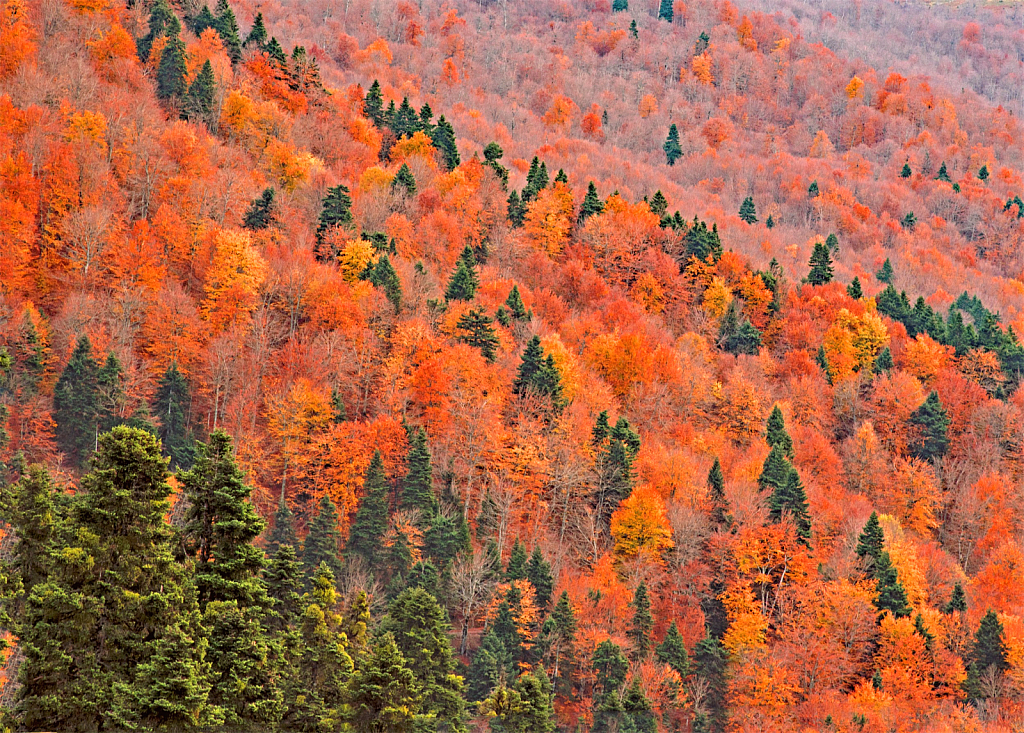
[391, 163, 417, 196]
[805, 241, 834, 285]
[765, 213, 775, 229]
[468, 630, 515, 701]
[978, 164, 989, 181]
[648, 190, 668, 217]
[157, 29, 189, 102]
[17, 427, 209, 731]
[873, 346, 894, 374]
[579, 181, 605, 223]
[184, 59, 216, 123]
[874, 551, 911, 618]
[242, 186, 276, 231]
[876, 257, 894, 284]
[96, 351, 126, 434]
[847, 276, 863, 299]
[612, 0, 628, 10]
[758, 444, 791, 495]
[363, 80, 385, 126]
[901, 211, 917, 230]
[190, 5, 216, 36]
[739, 196, 757, 224]
[243, 11, 267, 48]
[629, 19, 638, 38]
[944, 582, 967, 614]
[377, 588, 467, 731]
[455, 308, 500, 362]
[628, 581, 654, 659]
[445, 246, 479, 301]
[554, 168, 568, 185]
[265, 37, 287, 67]
[855, 512, 884, 564]
[345, 451, 389, 571]
[505, 539, 528, 581]
[935, 161, 951, 182]
[138, 0, 180, 61]
[656, 621, 689, 677]
[765, 405, 794, 459]
[400, 428, 437, 518]
[212, 0, 242, 62]
[302, 494, 344, 581]
[505, 285, 528, 320]
[545, 592, 577, 694]
[967, 610, 1008, 700]
[623, 677, 656, 733]
[658, 0, 673, 21]
[3, 465, 61, 613]
[771, 468, 811, 545]
[53, 334, 100, 467]
[154, 361, 194, 468]
[506, 190, 525, 227]
[663, 124, 682, 165]
[316, 184, 353, 243]
[908, 391, 950, 461]
[368, 254, 402, 312]
[808, 180, 819, 197]
[265, 543, 302, 630]
[707, 457, 733, 529]
[431, 116, 460, 170]
[526, 546, 553, 608]
[900, 161, 911, 178]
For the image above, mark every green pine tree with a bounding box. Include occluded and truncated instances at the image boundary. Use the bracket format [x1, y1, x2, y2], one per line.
[153, 361, 195, 468]
[847, 276, 863, 299]
[629, 19, 638, 38]
[872, 346, 894, 374]
[184, 59, 216, 123]
[445, 246, 479, 301]
[505, 539, 528, 581]
[855, 512, 884, 564]
[658, 0, 673, 21]
[966, 610, 1008, 700]
[506, 190, 525, 227]
[377, 588, 467, 731]
[935, 161, 951, 182]
[316, 184, 354, 244]
[138, 0, 181, 61]
[431, 116, 460, 171]
[242, 187, 276, 231]
[455, 308, 500, 362]
[505, 285, 528, 320]
[526, 546, 553, 608]
[243, 11, 267, 48]
[707, 457, 733, 529]
[908, 391, 950, 461]
[808, 180, 819, 197]
[648, 190, 668, 216]
[739, 196, 757, 224]
[612, 0, 628, 10]
[363, 80, 385, 126]
[628, 581, 654, 659]
[900, 161, 912, 178]
[391, 163, 417, 196]
[765, 405, 794, 459]
[944, 582, 967, 614]
[805, 241, 834, 285]
[663, 124, 682, 165]
[96, 351, 126, 434]
[978, 164, 989, 181]
[579, 181, 605, 223]
[656, 621, 689, 677]
[157, 29, 189, 102]
[876, 258, 894, 284]
[874, 551, 911, 618]
[901, 211, 917, 230]
[212, 0, 242, 62]
[765, 213, 775, 229]
[53, 335, 100, 467]
[400, 428, 437, 517]
[758, 444, 791, 495]
[345, 451, 389, 571]
[302, 494, 344, 581]
[368, 254, 403, 312]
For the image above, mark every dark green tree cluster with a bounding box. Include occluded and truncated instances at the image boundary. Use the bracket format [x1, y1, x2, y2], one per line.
[579, 181, 605, 223]
[757, 410, 811, 544]
[664, 124, 682, 165]
[717, 300, 762, 356]
[804, 240, 834, 285]
[738, 196, 757, 224]
[520, 156, 550, 205]
[483, 142, 509, 188]
[446, 245, 480, 302]
[591, 410, 641, 531]
[243, 187, 277, 231]
[315, 184, 354, 257]
[1004, 195, 1024, 218]
[684, 217, 723, 262]
[456, 308, 500, 362]
[512, 336, 564, 411]
[364, 253, 403, 312]
[361, 80, 457, 168]
[855, 512, 911, 618]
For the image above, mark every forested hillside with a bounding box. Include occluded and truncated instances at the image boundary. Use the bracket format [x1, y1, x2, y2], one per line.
[1, 0, 1024, 730]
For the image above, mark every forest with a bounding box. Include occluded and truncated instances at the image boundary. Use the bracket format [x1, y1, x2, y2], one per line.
[1, 0, 1024, 730]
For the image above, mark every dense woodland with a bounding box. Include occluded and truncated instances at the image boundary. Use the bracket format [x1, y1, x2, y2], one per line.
[2, 0, 1024, 730]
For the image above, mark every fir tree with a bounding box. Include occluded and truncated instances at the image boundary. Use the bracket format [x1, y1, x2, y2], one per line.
[545, 592, 577, 695]
[935, 161, 951, 182]
[707, 457, 733, 529]
[629, 19, 638, 38]
[242, 186, 276, 231]
[765, 405, 794, 459]
[765, 213, 775, 228]
[945, 582, 968, 614]
[684, 217, 723, 262]
[189, 6, 215, 37]
[967, 610, 1008, 700]
[265, 37, 286, 67]
[469, 630, 516, 701]
[505, 539, 528, 581]
[978, 164, 989, 181]
[847, 276, 863, 299]
[212, 0, 242, 63]
[243, 11, 266, 48]
[391, 163, 417, 196]
[628, 581, 654, 659]
[456, 308, 500, 362]
[363, 80, 385, 126]
[399, 428, 437, 519]
[505, 285, 528, 320]
[648, 190, 668, 216]
[579, 181, 605, 223]
[758, 444, 791, 495]
[695, 31, 710, 55]
[345, 451, 389, 571]
[3, 465, 61, 606]
[506, 190, 525, 227]
[554, 168, 568, 185]
[157, 29, 189, 102]
[656, 621, 689, 677]
[302, 494, 344, 581]
[773, 468, 812, 545]
[592, 414, 641, 529]
[805, 241, 834, 285]
[183, 59, 216, 124]
[739, 196, 757, 224]
[901, 211, 917, 230]
[526, 546, 553, 608]
[154, 361, 194, 468]
[874, 551, 911, 618]
[316, 184, 353, 244]
[377, 588, 467, 731]
[592, 640, 629, 694]
[856, 512, 884, 564]
[876, 257, 894, 284]
[431, 116, 460, 171]
[663, 124, 682, 165]
[513, 336, 564, 407]
[900, 161, 912, 178]
[658, 0, 673, 21]
[622, 677, 656, 733]
[265, 489, 298, 561]
[908, 391, 950, 461]
[808, 180, 819, 197]
[445, 246, 479, 302]
[96, 351, 126, 434]
[138, 0, 180, 61]
[53, 335, 100, 467]
[612, 0, 628, 10]
[368, 254, 402, 313]
[17, 427, 209, 731]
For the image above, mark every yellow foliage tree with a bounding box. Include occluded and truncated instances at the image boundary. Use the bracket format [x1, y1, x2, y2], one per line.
[610, 487, 674, 563]
[523, 183, 574, 257]
[338, 239, 376, 282]
[202, 228, 268, 327]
